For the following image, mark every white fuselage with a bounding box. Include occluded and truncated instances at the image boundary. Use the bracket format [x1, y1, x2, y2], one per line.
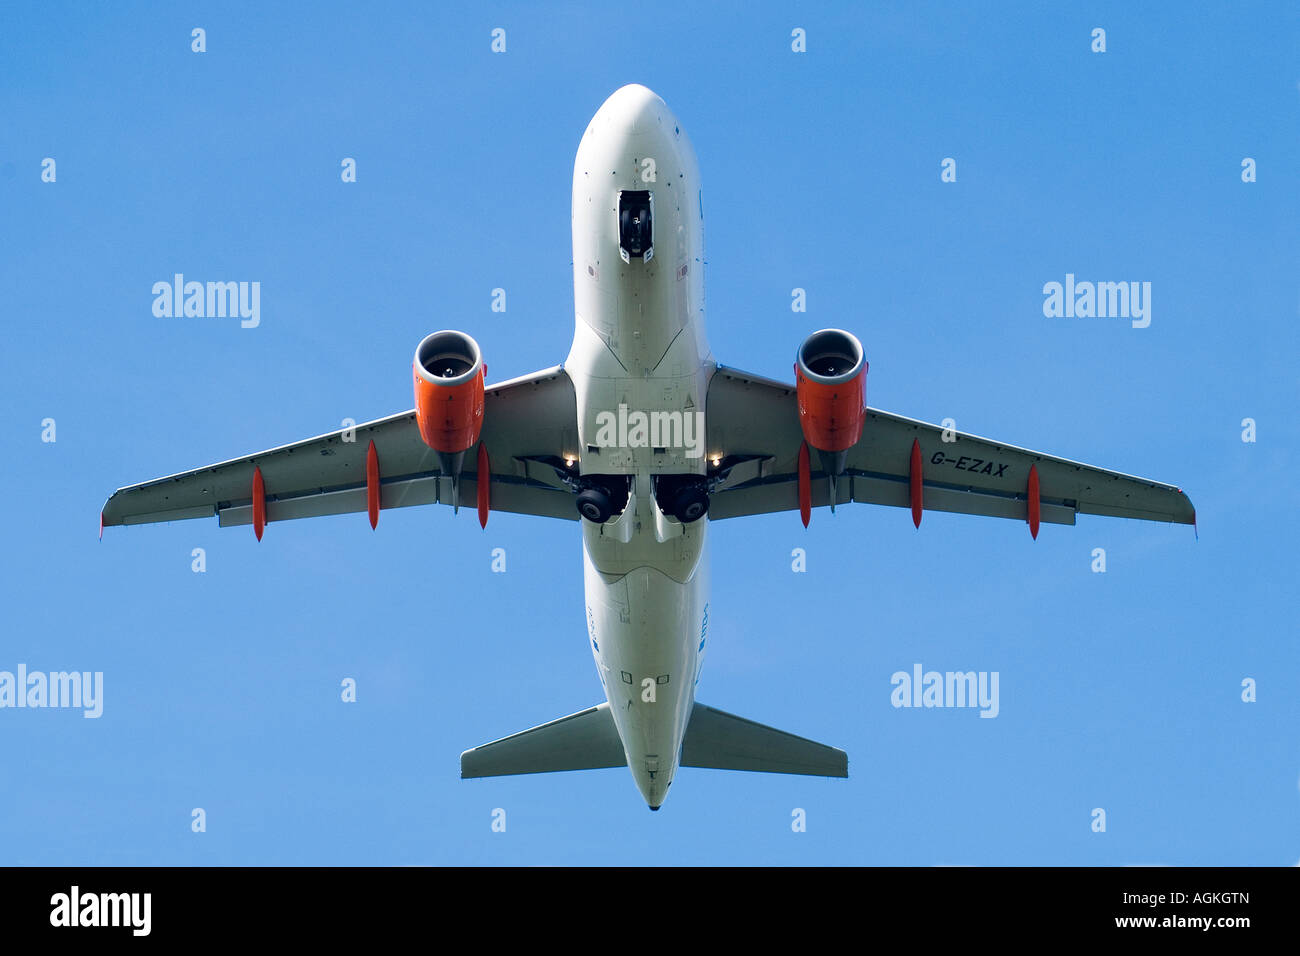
[564, 85, 713, 808]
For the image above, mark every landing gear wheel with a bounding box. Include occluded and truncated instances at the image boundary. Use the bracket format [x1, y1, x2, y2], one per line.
[670, 486, 709, 523]
[576, 488, 613, 523]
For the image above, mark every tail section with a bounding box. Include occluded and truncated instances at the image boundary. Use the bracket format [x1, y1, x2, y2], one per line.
[681, 703, 848, 777]
[460, 700, 847, 781]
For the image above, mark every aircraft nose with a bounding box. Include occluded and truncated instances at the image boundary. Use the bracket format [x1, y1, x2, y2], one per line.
[596, 83, 667, 135]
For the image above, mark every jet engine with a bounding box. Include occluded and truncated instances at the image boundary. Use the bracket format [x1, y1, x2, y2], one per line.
[794, 328, 867, 474]
[413, 330, 485, 474]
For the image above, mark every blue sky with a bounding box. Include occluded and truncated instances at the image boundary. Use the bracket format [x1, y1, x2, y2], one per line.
[1, 1, 1296, 864]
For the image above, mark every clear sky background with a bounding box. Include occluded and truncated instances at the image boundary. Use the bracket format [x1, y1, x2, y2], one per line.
[1, 2, 1296, 865]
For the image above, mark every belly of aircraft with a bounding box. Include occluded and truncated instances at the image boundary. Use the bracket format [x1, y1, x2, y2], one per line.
[584, 525, 709, 808]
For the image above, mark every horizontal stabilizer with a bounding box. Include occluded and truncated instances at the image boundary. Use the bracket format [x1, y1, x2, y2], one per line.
[460, 703, 626, 778]
[681, 703, 848, 777]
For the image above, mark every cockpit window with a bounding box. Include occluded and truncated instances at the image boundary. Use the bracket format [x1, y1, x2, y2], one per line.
[618, 190, 653, 263]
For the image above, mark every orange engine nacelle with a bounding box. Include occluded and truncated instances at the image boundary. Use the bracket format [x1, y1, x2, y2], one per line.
[795, 328, 867, 453]
[413, 330, 485, 453]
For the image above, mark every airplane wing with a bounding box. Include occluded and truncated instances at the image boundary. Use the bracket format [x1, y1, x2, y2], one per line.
[101, 366, 581, 532]
[705, 366, 1196, 529]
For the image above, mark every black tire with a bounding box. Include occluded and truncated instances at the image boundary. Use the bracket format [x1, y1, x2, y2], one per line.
[576, 488, 613, 523]
[670, 485, 709, 523]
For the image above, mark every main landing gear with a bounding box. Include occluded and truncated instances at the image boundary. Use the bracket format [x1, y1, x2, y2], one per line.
[569, 474, 709, 525]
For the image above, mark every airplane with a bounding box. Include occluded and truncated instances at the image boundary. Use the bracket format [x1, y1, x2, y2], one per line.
[101, 84, 1196, 810]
